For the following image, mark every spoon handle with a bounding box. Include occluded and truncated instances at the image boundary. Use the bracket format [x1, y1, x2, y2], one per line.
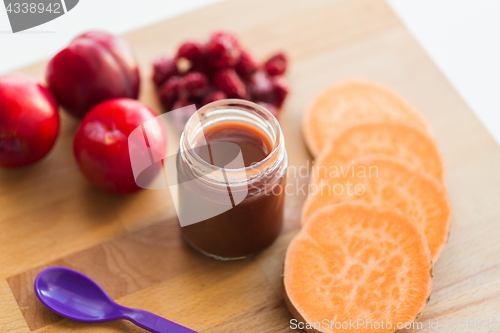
[125, 309, 198, 333]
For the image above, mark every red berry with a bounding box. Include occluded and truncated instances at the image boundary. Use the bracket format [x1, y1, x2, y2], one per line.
[235, 49, 258, 79]
[264, 52, 287, 76]
[248, 70, 275, 104]
[176, 41, 208, 73]
[183, 72, 209, 98]
[214, 69, 248, 99]
[159, 76, 186, 111]
[193, 56, 217, 77]
[202, 91, 227, 105]
[272, 75, 288, 108]
[176, 41, 205, 62]
[206, 31, 241, 70]
[152, 56, 178, 87]
[257, 102, 279, 119]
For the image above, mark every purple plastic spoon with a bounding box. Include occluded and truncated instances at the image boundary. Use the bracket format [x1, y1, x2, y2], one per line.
[34, 267, 197, 333]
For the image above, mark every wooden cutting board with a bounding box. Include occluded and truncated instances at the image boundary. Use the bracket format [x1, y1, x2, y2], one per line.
[1, 0, 500, 332]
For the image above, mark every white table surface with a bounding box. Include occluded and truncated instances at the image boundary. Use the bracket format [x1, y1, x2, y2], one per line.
[1, 0, 499, 146]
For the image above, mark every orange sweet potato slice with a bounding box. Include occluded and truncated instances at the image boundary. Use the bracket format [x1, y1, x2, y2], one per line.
[285, 202, 432, 333]
[302, 80, 430, 156]
[312, 121, 445, 184]
[302, 156, 451, 262]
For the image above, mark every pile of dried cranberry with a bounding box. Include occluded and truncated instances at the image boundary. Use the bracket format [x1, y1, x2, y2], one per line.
[152, 31, 289, 118]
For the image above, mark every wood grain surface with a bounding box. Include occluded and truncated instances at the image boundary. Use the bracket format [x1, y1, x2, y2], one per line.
[1, 0, 500, 332]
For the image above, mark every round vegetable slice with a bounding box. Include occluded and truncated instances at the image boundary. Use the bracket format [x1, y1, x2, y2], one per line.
[302, 80, 430, 156]
[302, 156, 451, 262]
[285, 202, 432, 333]
[312, 120, 445, 184]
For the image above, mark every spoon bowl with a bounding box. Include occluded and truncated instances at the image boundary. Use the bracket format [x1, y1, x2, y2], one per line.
[35, 267, 123, 322]
[35, 267, 197, 333]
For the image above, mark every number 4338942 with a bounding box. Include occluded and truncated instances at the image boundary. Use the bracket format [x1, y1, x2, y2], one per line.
[5, 2, 61, 14]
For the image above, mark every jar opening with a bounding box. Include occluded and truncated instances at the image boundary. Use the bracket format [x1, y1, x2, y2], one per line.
[181, 99, 283, 170]
[179, 99, 286, 188]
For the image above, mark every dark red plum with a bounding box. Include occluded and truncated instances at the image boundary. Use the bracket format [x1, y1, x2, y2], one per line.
[0, 74, 59, 168]
[46, 31, 140, 118]
[73, 98, 165, 194]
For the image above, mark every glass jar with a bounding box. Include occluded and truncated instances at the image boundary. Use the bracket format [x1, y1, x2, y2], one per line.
[176, 99, 288, 260]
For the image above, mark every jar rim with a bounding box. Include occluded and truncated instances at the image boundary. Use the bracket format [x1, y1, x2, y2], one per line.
[181, 99, 284, 173]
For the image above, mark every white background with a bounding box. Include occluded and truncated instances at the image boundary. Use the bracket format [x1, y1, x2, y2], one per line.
[0, 0, 223, 70]
[0, 0, 499, 146]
